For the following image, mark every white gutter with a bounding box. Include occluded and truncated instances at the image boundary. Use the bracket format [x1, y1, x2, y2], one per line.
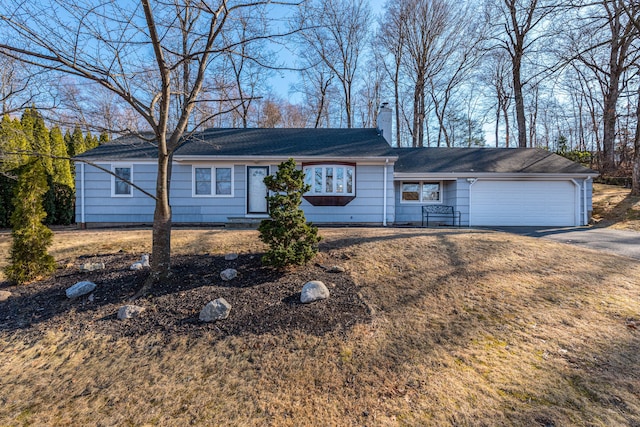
[383, 159, 388, 226]
[80, 162, 85, 226]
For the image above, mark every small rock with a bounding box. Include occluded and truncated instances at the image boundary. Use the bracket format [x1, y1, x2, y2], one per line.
[117, 305, 145, 320]
[79, 262, 105, 272]
[66, 281, 97, 299]
[140, 254, 150, 267]
[130, 254, 150, 270]
[301, 280, 330, 303]
[327, 265, 346, 273]
[220, 268, 238, 281]
[199, 298, 232, 322]
[0, 291, 11, 302]
[224, 253, 239, 261]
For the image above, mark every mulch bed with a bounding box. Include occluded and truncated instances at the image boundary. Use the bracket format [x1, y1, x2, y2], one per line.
[0, 252, 371, 341]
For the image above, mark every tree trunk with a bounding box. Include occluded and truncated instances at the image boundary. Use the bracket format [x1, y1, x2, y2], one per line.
[512, 52, 527, 148]
[632, 86, 640, 196]
[602, 84, 619, 174]
[151, 151, 172, 279]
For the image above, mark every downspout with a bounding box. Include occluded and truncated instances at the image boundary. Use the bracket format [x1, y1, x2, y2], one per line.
[383, 159, 388, 226]
[570, 179, 580, 226]
[584, 176, 591, 225]
[80, 162, 86, 228]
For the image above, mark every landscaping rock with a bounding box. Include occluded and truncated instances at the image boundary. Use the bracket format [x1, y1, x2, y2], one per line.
[224, 253, 239, 261]
[79, 262, 105, 272]
[220, 268, 238, 281]
[327, 265, 346, 273]
[301, 280, 330, 303]
[66, 281, 97, 299]
[117, 305, 145, 320]
[199, 298, 232, 322]
[130, 254, 151, 270]
[0, 291, 11, 302]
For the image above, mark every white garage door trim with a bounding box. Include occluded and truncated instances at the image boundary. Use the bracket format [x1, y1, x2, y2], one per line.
[469, 179, 578, 227]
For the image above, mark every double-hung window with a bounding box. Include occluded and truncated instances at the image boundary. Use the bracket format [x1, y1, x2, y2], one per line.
[303, 165, 355, 196]
[401, 181, 441, 203]
[193, 166, 233, 197]
[111, 164, 133, 197]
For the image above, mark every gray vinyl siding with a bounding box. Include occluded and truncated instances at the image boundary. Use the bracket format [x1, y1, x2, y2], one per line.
[302, 164, 394, 224]
[77, 163, 156, 223]
[394, 180, 462, 225]
[77, 161, 394, 225]
[170, 164, 245, 222]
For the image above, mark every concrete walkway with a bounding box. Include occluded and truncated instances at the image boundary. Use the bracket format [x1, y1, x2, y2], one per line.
[485, 226, 640, 260]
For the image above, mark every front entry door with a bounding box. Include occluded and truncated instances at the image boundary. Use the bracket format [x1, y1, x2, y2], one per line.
[247, 166, 269, 214]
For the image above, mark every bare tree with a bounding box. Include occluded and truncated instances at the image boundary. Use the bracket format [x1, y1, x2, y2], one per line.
[488, 0, 562, 148]
[0, 0, 299, 291]
[297, 0, 371, 128]
[391, 0, 453, 147]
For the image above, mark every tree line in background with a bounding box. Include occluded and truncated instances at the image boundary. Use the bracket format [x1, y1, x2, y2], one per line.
[0, 107, 104, 228]
[1, 0, 638, 179]
[0, 0, 638, 287]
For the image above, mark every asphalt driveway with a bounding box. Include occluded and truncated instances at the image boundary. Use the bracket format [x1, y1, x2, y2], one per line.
[485, 226, 640, 260]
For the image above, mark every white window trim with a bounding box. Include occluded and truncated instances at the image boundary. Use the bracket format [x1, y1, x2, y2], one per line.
[303, 164, 356, 196]
[400, 180, 443, 204]
[192, 165, 235, 198]
[111, 163, 133, 198]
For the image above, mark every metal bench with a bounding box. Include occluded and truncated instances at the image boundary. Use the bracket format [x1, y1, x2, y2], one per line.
[421, 205, 461, 227]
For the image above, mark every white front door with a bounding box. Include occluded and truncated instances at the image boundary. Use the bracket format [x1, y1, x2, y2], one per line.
[247, 166, 269, 214]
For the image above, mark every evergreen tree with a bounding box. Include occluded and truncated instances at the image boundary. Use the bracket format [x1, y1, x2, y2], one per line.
[69, 126, 87, 156]
[0, 115, 28, 227]
[258, 158, 320, 268]
[99, 131, 110, 145]
[21, 107, 53, 173]
[50, 126, 74, 188]
[4, 160, 56, 284]
[49, 126, 75, 225]
[84, 131, 99, 151]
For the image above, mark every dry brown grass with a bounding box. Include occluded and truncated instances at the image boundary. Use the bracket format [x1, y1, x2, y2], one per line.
[1, 227, 640, 426]
[592, 183, 640, 231]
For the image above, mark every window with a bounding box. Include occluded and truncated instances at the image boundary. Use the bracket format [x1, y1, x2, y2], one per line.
[401, 181, 441, 203]
[304, 165, 355, 196]
[112, 165, 132, 197]
[193, 166, 233, 197]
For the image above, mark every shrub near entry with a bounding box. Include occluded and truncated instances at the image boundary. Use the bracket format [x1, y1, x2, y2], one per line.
[258, 158, 321, 268]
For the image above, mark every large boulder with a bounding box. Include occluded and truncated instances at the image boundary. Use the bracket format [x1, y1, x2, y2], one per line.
[66, 281, 97, 299]
[199, 298, 232, 322]
[220, 268, 237, 281]
[117, 305, 145, 320]
[300, 280, 330, 303]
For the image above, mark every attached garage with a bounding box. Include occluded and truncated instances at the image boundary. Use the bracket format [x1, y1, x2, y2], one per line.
[469, 179, 578, 226]
[393, 147, 598, 227]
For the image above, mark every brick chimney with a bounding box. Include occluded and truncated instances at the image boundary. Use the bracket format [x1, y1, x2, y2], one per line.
[377, 102, 393, 146]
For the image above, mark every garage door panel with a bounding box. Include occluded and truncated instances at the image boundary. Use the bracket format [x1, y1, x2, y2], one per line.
[470, 180, 576, 226]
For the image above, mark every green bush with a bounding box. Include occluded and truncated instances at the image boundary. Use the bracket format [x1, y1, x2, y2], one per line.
[4, 160, 56, 284]
[258, 158, 321, 268]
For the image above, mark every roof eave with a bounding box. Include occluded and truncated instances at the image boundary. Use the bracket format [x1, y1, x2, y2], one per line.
[394, 171, 599, 179]
[174, 155, 398, 163]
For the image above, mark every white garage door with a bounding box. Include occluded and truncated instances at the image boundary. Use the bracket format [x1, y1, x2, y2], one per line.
[470, 180, 577, 226]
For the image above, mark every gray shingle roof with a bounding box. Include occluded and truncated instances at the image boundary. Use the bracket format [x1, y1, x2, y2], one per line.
[75, 129, 596, 176]
[75, 128, 395, 160]
[394, 147, 597, 175]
